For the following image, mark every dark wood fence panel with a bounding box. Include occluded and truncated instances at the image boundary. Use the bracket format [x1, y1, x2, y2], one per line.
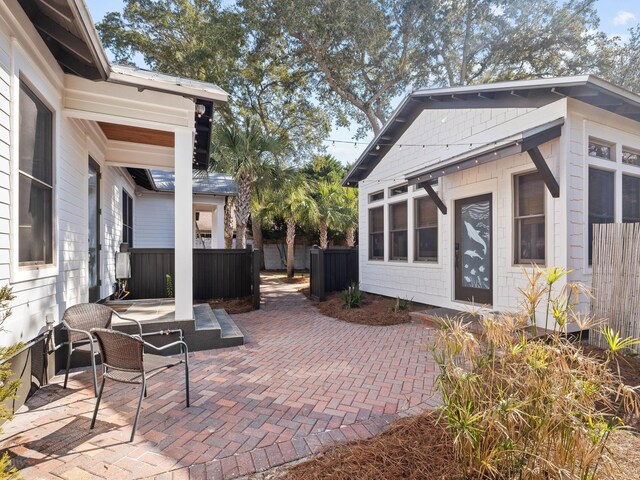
[309, 247, 359, 301]
[127, 248, 259, 306]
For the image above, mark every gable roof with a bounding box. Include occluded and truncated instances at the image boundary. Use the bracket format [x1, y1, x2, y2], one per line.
[16, 0, 228, 103]
[343, 75, 640, 186]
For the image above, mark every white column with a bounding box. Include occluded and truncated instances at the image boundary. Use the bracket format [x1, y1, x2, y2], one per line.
[215, 203, 225, 248]
[174, 129, 193, 320]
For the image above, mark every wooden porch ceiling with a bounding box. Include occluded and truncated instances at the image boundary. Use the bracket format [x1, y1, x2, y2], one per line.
[98, 122, 175, 147]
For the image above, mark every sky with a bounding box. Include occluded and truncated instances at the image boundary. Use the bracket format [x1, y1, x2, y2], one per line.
[85, 0, 640, 165]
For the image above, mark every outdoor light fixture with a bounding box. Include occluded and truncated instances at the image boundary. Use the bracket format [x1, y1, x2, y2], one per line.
[195, 104, 206, 117]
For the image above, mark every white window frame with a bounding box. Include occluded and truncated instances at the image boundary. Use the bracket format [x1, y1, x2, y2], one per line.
[10, 68, 59, 283]
[513, 171, 546, 265]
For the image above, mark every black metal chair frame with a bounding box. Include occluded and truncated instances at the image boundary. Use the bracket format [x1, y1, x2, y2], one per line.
[89, 328, 190, 442]
[61, 304, 143, 396]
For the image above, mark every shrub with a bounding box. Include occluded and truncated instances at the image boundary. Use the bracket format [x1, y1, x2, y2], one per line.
[0, 285, 22, 479]
[340, 282, 362, 309]
[433, 268, 639, 480]
[165, 274, 174, 298]
[390, 296, 411, 313]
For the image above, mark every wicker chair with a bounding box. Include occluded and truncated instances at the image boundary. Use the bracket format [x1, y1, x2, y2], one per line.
[61, 303, 142, 396]
[89, 328, 190, 442]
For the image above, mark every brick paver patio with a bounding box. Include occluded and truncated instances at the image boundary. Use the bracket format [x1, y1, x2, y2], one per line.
[1, 276, 438, 479]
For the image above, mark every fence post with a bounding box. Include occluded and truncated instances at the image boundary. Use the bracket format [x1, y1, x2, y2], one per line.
[252, 249, 261, 310]
[317, 247, 326, 301]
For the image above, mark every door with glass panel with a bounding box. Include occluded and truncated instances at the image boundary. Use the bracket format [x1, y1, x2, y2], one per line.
[88, 158, 101, 302]
[454, 194, 492, 304]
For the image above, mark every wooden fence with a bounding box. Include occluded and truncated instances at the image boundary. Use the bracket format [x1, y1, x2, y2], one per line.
[590, 223, 640, 353]
[309, 247, 359, 301]
[126, 247, 261, 309]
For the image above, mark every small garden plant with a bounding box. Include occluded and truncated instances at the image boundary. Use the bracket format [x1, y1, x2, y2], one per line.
[0, 285, 22, 479]
[390, 296, 411, 313]
[433, 266, 640, 479]
[340, 282, 362, 309]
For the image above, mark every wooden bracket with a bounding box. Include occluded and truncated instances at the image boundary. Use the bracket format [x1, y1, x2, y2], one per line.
[422, 182, 447, 215]
[527, 147, 560, 198]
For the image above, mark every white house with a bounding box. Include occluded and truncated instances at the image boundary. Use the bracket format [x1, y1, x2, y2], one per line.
[0, 0, 229, 403]
[344, 76, 640, 324]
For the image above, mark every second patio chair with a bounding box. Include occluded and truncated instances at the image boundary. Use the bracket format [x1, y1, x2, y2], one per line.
[89, 328, 190, 442]
[61, 303, 142, 396]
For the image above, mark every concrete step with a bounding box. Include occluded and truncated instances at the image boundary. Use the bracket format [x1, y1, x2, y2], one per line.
[212, 309, 244, 348]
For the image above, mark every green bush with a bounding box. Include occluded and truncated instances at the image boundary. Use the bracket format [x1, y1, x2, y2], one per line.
[433, 267, 639, 479]
[0, 285, 22, 479]
[340, 282, 362, 309]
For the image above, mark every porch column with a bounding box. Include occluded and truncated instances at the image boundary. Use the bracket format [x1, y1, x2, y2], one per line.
[174, 128, 194, 320]
[215, 203, 225, 248]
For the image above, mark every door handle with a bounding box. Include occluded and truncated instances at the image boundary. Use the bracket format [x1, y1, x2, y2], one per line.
[455, 242, 460, 269]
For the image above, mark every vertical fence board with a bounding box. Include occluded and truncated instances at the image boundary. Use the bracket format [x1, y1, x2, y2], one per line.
[310, 247, 358, 301]
[126, 248, 254, 301]
[590, 223, 640, 354]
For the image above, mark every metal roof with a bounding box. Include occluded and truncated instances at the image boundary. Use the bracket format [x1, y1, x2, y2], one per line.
[143, 170, 237, 196]
[343, 75, 640, 187]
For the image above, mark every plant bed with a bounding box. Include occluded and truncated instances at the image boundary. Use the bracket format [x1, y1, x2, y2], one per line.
[313, 291, 430, 326]
[204, 296, 254, 314]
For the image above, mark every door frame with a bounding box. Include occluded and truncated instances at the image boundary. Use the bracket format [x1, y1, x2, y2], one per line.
[88, 156, 101, 302]
[454, 193, 493, 305]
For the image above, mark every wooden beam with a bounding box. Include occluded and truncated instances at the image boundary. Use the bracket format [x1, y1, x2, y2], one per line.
[33, 12, 94, 64]
[527, 147, 560, 198]
[422, 182, 447, 215]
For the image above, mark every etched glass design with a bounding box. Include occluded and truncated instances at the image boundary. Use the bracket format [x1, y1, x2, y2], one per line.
[461, 200, 490, 289]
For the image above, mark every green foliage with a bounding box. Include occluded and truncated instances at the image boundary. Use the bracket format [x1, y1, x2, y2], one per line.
[0, 285, 22, 479]
[165, 274, 174, 298]
[433, 270, 640, 480]
[390, 296, 411, 313]
[340, 282, 363, 309]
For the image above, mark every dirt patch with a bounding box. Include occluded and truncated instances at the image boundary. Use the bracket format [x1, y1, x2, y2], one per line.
[204, 296, 254, 314]
[285, 412, 457, 480]
[280, 277, 310, 285]
[313, 292, 429, 326]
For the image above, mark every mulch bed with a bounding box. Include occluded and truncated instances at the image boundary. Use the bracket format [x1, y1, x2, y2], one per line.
[285, 412, 458, 480]
[204, 296, 254, 314]
[313, 292, 429, 326]
[280, 276, 310, 285]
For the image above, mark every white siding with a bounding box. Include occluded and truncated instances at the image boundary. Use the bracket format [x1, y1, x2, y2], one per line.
[358, 100, 569, 320]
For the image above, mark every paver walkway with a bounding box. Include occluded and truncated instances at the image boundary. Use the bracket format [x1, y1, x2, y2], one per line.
[1, 276, 438, 479]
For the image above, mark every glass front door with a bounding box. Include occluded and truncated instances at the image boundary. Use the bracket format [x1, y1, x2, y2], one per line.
[88, 158, 101, 302]
[455, 194, 492, 304]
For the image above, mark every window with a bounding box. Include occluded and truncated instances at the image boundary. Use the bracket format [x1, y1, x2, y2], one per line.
[414, 179, 437, 191]
[415, 196, 438, 261]
[623, 175, 640, 223]
[623, 148, 640, 167]
[122, 190, 134, 246]
[514, 172, 545, 264]
[588, 168, 615, 264]
[389, 184, 408, 197]
[588, 138, 614, 161]
[389, 202, 408, 260]
[369, 190, 383, 203]
[18, 82, 53, 266]
[369, 207, 384, 260]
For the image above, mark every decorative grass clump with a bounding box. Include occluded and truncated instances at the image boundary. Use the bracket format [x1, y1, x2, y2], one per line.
[434, 266, 640, 480]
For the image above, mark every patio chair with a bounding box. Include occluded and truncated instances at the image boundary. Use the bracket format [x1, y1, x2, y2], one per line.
[89, 328, 190, 442]
[61, 303, 142, 396]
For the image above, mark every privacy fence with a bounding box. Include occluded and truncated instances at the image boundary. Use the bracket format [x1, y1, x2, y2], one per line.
[309, 247, 359, 301]
[590, 223, 640, 354]
[126, 247, 261, 309]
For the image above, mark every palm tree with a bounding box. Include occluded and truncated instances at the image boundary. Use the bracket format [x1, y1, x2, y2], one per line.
[211, 118, 281, 249]
[339, 186, 359, 247]
[312, 181, 344, 249]
[269, 169, 317, 277]
[223, 196, 235, 249]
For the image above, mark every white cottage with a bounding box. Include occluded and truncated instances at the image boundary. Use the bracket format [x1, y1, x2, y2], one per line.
[0, 0, 230, 405]
[344, 76, 640, 323]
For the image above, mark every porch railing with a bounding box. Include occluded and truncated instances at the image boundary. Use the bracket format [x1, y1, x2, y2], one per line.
[125, 247, 261, 308]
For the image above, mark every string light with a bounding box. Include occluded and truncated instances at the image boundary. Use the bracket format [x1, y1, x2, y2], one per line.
[376, 145, 380, 150]
[324, 138, 519, 148]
